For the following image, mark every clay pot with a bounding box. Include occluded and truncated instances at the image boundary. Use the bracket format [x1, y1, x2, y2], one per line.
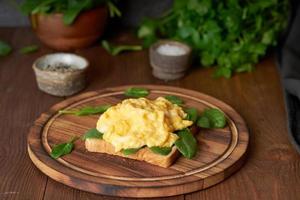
[150, 40, 192, 81]
[33, 53, 89, 97]
[30, 6, 108, 51]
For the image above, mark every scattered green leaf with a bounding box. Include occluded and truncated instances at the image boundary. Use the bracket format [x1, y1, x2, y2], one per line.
[165, 95, 183, 106]
[122, 148, 141, 155]
[59, 105, 111, 116]
[185, 108, 198, 123]
[175, 128, 197, 159]
[50, 137, 78, 159]
[82, 128, 103, 140]
[0, 40, 12, 56]
[20, 45, 39, 54]
[102, 40, 142, 56]
[197, 108, 227, 129]
[150, 146, 172, 155]
[197, 116, 210, 128]
[124, 87, 149, 98]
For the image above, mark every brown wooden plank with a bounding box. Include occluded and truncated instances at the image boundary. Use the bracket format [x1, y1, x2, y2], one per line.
[185, 58, 300, 200]
[1, 27, 300, 200]
[0, 28, 61, 200]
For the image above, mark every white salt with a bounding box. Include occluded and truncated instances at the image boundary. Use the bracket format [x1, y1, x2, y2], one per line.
[156, 44, 187, 56]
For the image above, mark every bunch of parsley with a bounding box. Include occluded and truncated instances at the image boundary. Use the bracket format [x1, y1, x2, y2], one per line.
[138, 0, 289, 78]
[20, 0, 120, 25]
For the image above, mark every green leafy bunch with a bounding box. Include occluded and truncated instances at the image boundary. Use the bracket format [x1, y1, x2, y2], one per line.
[20, 0, 121, 25]
[138, 0, 289, 78]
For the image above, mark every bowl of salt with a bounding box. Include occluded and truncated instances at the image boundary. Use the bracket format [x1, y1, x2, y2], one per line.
[150, 40, 192, 81]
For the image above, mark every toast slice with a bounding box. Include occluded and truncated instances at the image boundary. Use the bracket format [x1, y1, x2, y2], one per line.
[85, 126, 198, 168]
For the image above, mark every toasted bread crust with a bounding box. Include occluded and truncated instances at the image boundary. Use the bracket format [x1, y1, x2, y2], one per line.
[85, 126, 199, 168]
[85, 139, 179, 168]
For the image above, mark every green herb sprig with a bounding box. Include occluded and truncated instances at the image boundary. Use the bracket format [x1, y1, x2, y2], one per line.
[164, 95, 183, 106]
[122, 148, 141, 155]
[102, 40, 142, 56]
[138, 0, 289, 78]
[59, 105, 111, 116]
[50, 136, 78, 159]
[175, 128, 197, 159]
[0, 40, 12, 56]
[20, 45, 39, 54]
[150, 146, 172, 156]
[197, 108, 227, 129]
[82, 128, 103, 140]
[124, 87, 149, 98]
[185, 108, 198, 123]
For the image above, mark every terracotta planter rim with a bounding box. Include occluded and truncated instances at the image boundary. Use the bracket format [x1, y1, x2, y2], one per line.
[31, 5, 107, 18]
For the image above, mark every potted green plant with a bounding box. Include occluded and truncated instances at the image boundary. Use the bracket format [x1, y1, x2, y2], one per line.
[20, 0, 121, 51]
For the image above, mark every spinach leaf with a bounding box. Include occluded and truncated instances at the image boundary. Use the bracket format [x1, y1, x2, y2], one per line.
[197, 108, 227, 128]
[185, 108, 198, 123]
[0, 40, 12, 56]
[175, 128, 197, 159]
[20, 45, 39, 54]
[122, 148, 141, 155]
[197, 116, 210, 128]
[165, 95, 183, 106]
[59, 105, 111, 116]
[150, 146, 172, 156]
[102, 40, 142, 56]
[124, 87, 149, 98]
[50, 137, 78, 159]
[82, 128, 103, 140]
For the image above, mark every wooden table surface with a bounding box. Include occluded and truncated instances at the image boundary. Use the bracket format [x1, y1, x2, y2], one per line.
[1, 27, 300, 200]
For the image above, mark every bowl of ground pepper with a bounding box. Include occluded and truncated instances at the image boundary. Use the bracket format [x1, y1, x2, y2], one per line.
[33, 53, 89, 96]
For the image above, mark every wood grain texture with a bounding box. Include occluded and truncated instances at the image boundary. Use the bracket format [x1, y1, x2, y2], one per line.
[1, 27, 300, 200]
[27, 85, 249, 197]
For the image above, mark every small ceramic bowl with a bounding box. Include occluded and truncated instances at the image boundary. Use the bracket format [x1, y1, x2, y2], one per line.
[33, 53, 89, 97]
[150, 40, 192, 80]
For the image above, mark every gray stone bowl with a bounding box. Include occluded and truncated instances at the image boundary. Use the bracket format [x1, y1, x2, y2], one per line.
[33, 53, 89, 97]
[150, 40, 192, 81]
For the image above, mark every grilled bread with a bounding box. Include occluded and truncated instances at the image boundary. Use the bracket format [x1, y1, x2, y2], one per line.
[85, 126, 198, 168]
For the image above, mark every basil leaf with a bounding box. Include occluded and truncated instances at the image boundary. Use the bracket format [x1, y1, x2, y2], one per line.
[185, 108, 198, 123]
[50, 137, 78, 159]
[0, 40, 12, 56]
[124, 87, 149, 98]
[150, 146, 172, 156]
[122, 148, 141, 155]
[175, 128, 197, 159]
[197, 116, 210, 128]
[59, 105, 111, 116]
[82, 128, 103, 140]
[102, 40, 142, 56]
[197, 108, 226, 128]
[20, 45, 39, 54]
[165, 95, 183, 105]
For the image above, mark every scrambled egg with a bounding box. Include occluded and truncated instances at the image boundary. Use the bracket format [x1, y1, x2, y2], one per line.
[97, 97, 193, 152]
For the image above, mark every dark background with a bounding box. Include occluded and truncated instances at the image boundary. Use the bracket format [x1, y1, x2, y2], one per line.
[0, 0, 172, 27]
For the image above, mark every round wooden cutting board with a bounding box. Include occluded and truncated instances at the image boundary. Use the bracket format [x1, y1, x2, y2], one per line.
[28, 85, 249, 198]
